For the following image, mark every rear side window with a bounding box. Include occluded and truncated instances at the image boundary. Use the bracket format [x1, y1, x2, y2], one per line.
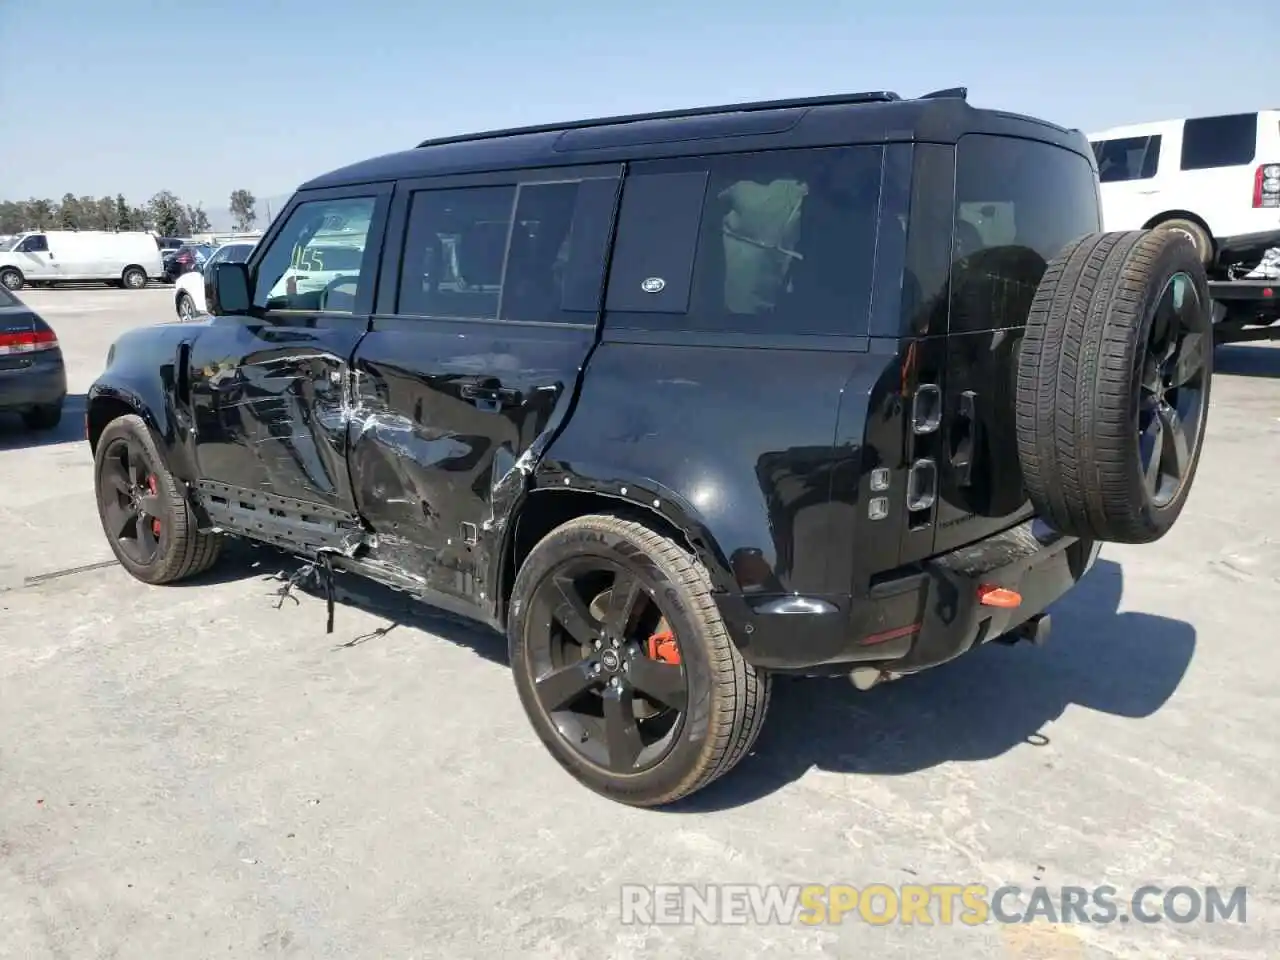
[605, 146, 884, 336]
[950, 135, 1101, 334]
[396, 177, 616, 323]
[1093, 135, 1161, 182]
[1181, 113, 1257, 170]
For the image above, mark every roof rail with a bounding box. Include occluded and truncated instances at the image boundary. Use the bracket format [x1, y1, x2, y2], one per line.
[920, 86, 968, 100]
[414, 90, 902, 149]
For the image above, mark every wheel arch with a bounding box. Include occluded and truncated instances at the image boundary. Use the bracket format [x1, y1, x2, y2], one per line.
[496, 483, 735, 630]
[1143, 210, 1215, 246]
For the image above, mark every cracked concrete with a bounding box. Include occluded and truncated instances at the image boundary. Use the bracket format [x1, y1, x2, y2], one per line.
[1, 288, 1277, 959]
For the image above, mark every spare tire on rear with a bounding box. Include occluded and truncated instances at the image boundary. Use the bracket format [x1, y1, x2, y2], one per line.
[1015, 229, 1213, 544]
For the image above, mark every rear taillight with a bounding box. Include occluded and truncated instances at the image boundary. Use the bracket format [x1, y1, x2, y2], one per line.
[0, 329, 58, 355]
[1253, 163, 1280, 207]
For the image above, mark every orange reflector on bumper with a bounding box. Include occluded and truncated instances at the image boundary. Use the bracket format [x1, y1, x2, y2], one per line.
[978, 585, 1021, 608]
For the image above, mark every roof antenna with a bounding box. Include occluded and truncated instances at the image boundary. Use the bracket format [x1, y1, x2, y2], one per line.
[921, 87, 968, 100]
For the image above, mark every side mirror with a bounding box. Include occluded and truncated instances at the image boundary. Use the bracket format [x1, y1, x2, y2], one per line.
[207, 262, 251, 316]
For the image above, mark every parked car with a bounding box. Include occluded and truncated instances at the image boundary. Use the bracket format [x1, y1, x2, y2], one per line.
[0, 284, 66, 430]
[1088, 110, 1280, 273]
[173, 240, 257, 320]
[0, 230, 164, 290]
[155, 236, 186, 256]
[161, 243, 213, 284]
[85, 87, 1214, 807]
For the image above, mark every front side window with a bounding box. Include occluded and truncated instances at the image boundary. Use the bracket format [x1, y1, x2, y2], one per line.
[19, 234, 48, 253]
[252, 196, 376, 313]
[605, 146, 884, 336]
[1181, 113, 1257, 170]
[950, 135, 1102, 333]
[1093, 135, 1162, 182]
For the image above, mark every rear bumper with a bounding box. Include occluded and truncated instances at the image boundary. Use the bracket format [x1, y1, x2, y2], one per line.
[0, 356, 67, 412]
[1216, 228, 1280, 265]
[718, 517, 1099, 674]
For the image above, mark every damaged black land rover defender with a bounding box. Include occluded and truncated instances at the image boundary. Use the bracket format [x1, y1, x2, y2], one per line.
[86, 88, 1213, 806]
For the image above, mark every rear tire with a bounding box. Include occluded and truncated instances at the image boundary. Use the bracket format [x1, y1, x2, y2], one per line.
[121, 266, 147, 289]
[22, 403, 62, 430]
[1155, 218, 1213, 266]
[176, 292, 196, 322]
[0, 268, 23, 291]
[1016, 229, 1212, 544]
[93, 414, 222, 584]
[508, 514, 771, 806]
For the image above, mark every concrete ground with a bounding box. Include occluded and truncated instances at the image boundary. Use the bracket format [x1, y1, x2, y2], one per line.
[1, 286, 1277, 959]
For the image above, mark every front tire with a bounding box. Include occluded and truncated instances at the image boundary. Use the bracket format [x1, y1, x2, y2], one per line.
[0, 268, 23, 291]
[93, 414, 222, 584]
[176, 292, 196, 322]
[508, 514, 771, 807]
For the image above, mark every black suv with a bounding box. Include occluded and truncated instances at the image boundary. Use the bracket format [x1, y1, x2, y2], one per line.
[86, 88, 1213, 807]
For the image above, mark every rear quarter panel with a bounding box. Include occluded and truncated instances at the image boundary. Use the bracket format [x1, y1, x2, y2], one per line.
[536, 340, 881, 599]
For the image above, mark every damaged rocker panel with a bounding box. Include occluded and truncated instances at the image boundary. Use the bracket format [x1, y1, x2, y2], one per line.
[194, 480, 367, 556]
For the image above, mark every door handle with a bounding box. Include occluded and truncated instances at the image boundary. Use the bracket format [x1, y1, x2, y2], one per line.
[460, 380, 521, 409]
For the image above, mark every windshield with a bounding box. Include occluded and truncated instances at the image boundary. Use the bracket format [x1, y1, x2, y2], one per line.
[0, 237, 18, 252]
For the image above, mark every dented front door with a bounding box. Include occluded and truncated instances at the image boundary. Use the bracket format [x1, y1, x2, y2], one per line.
[346, 166, 622, 608]
[186, 185, 391, 512]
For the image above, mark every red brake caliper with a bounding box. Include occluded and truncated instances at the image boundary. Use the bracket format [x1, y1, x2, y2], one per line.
[646, 628, 682, 665]
[147, 475, 160, 536]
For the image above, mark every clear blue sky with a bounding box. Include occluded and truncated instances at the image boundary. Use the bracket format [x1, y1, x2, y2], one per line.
[0, 0, 1273, 214]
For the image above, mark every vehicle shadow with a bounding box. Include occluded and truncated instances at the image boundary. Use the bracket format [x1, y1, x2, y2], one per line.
[190, 549, 1193, 811]
[1214, 343, 1280, 378]
[196, 542, 508, 664]
[0, 393, 87, 450]
[674, 557, 1195, 811]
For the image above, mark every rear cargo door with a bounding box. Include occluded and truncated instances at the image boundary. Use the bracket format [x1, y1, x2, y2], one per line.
[931, 134, 1103, 555]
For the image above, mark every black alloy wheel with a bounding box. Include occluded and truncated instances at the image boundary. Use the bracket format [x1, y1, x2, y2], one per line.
[98, 433, 166, 566]
[1137, 270, 1209, 509]
[526, 557, 688, 774]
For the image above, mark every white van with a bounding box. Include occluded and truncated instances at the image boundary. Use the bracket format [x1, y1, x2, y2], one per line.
[1087, 110, 1280, 272]
[0, 231, 165, 291]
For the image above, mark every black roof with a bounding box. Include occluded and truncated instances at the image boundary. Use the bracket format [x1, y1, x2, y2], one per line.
[299, 88, 1091, 192]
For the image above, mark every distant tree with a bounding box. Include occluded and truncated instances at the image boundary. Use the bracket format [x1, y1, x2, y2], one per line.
[96, 196, 117, 231]
[0, 200, 22, 234]
[28, 199, 55, 229]
[149, 190, 184, 237]
[115, 194, 132, 230]
[229, 189, 257, 231]
[130, 205, 151, 231]
[58, 193, 79, 229]
[185, 203, 211, 233]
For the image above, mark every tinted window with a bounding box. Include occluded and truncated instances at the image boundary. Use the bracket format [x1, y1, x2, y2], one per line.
[223, 243, 254, 262]
[1181, 113, 1257, 170]
[252, 196, 376, 313]
[398, 186, 514, 319]
[19, 235, 48, 253]
[396, 179, 616, 323]
[605, 146, 883, 336]
[501, 180, 614, 323]
[1093, 135, 1161, 181]
[950, 135, 1102, 333]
